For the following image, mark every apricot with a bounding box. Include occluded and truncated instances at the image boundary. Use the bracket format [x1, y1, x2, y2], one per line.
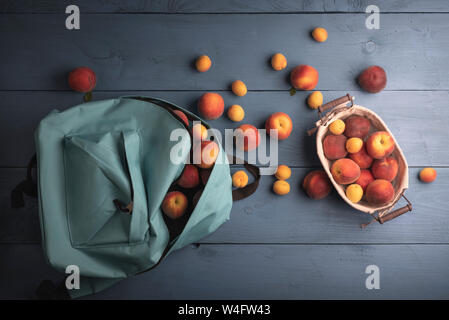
[366, 179, 394, 205]
[329, 119, 345, 135]
[346, 137, 363, 154]
[198, 92, 225, 120]
[236, 124, 261, 151]
[312, 27, 328, 42]
[323, 134, 347, 160]
[419, 167, 437, 183]
[371, 157, 398, 181]
[162, 191, 188, 219]
[271, 53, 287, 71]
[231, 80, 247, 97]
[349, 145, 373, 169]
[302, 170, 331, 200]
[265, 112, 293, 140]
[227, 104, 245, 122]
[173, 110, 189, 127]
[68, 67, 96, 92]
[177, 164, 200, 188]
[290, 65, 319, 90]
[331, 158, 361, 185]
[275, 165, 291, 180]
[355, 169, 375, 191]
[366, 131, 395, 159]
[232, 170, 249, 188]
[344, 116, 371, 139]
[273, 180, 290, 195]
[346, 184, 363, 203]
[195, 55, 212, 72]
[192, 123, 208, 141]
[307, 91, 323, 109]
[194, 140, 219, 169]
[358, 66, 387, 93]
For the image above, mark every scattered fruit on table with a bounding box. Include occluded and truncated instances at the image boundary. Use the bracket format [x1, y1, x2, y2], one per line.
[344, 116, 371, 139]
[227, 104, 245, 122]
[307, 91, 323, 109]
[192, 123, 208, 141]
[195, 55, 212, 72]
[329, 119, 345, 135]
[358, 65, 387, 93]
[312, 27, 328, 42]
[355, 169, 375, 192]
[198, 92, 225, 120]
[346, 137, 363, 154]
[68, 67, 96, 92]
[162, 191, 188, 219]
[192, 190, 203, 208]
[302, 170, 331, 200]
[345, 184, 363, 203]
[271, 53, 287, 71]
[290, 65, 319, 90]
[323, 134, 348, 160]
[419, 167, 437, 183]
[331, 158, 361, 185]
[365, 179, 394, 205]
[173, 110, 189, 127]
[371, 157, 398, 181]
[349, 145, 373, 169]
[200, 168, 212, 185]
[265, 112, 293, 140]
[177, 164, 200, 188]
[194, 140, 219, 169]
[275, 165, 291, 180]
[232, 170, 249, 188]
[231, 80, 247, 97]
[236, 124, 261, 151]
[366, 131, 395, 159]
[273, 180, 290, 195]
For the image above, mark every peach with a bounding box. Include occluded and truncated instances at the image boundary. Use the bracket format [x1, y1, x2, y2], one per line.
[162, 191, 188, 219]
[302, 170, 331, 200]
[355, 169, 375, 191]
[194, 140, 219, 169]
[200, 168, 212, 185]
[68, 67, 96, 92]
[290, 65, 319, 90]
[366, 131, 395, 159]
[371, 157, 398, 181]
[358, 65, 387, 93]
[331, 158, 361, 185]
[173, 110, 189, 127]
[192, 123, 208, 141]
[232, 170, 248, 188]
[323, 134, 347, 160]
[235, 124, 261, 151]
[366, 179, 394, 205]
[273, 180, 290, 195]
[419, 167, 437, 183]
[344, 116, 371, 139]
[271, 53, 287, 71]
[349, 145, 373, 169]
[177, 164, 200, 188]
[265, 112, 293, 140]
[195, 55, 212, 72]
[198, 92, 224, 120]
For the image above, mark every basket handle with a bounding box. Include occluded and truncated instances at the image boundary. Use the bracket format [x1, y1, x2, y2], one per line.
[307, 94, 354, 136]
[378, 195, 412, 224]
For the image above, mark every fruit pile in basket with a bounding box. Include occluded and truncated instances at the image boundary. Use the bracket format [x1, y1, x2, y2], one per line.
[324, 115, 397, 205]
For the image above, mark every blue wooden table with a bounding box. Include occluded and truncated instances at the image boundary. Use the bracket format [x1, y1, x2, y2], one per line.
[1, 0, 449, 299]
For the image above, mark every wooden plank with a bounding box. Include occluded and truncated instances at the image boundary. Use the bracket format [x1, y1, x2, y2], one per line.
[1, 243, 449, 299]
[1, 14, 449, 91]
[1, 0, 449, 13]
[1, 90, 448, 167]
[2, 167, 448, 244]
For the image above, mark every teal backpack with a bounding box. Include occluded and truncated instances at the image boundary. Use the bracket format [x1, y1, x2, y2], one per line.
[13, 96, 259, 298]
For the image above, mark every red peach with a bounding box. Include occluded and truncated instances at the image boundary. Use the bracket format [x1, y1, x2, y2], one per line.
[265, 112, 293, 140]
[302, 170, 332, 200]
[162, 191, 188, 219]
[355, 169, 375, 191]
[371, 157, 398, 181]
[344, 116, 371, 139]
[323, 134, 348, 160]
[366, 131, 395, 159]
[235, 124, 261, 151]
[194, 140, 220, 169]
[68, 67, 96, 92]
[331, 158, 361, 185]
[349, 144, 373, 169]
[358, 66, 387, 93]
[177, 164, 200, 188]
[198, 92, 224, 120]
[419, 168, 437, 183]
[366, 179, 395, 205]
[173, 110, 189, 127]
[290, 65, 319, 90]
